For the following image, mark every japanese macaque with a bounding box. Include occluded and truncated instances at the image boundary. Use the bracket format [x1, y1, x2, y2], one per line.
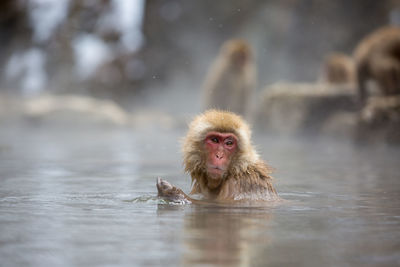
[157, 110, 278, 204]
[202, 40, 256, 116]
[354, 26, 400, 105]
[322, 53, 355, 84]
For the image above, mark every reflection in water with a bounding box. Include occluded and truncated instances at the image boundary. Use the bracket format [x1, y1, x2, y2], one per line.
[182, 205, 273, 267]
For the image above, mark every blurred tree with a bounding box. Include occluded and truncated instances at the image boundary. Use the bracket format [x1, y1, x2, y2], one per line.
[0, 0, 32, 92]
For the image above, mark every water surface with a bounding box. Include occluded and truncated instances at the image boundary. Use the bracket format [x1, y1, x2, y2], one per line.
[0, 125, 399, 266]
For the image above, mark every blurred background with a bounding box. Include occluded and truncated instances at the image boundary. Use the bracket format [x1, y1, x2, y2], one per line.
[0, 0, 399, 116]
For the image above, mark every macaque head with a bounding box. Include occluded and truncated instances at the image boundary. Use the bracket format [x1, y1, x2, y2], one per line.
[222, 39, 251, 68]
[183, 110, 259, 189]
[323, 52, 354, 84]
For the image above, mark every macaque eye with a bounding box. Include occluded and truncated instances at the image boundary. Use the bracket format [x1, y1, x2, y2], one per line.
[225, 140, 234, 146]
[211, 137, 219, 143]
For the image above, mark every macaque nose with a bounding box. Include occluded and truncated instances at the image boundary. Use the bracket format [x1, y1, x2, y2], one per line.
[215, 152, 224, 159]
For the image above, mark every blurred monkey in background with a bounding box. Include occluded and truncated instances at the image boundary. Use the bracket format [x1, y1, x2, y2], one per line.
[202, 40, 256, 117]
[322, 52, 355, 84]
[354, 26, 400, 105]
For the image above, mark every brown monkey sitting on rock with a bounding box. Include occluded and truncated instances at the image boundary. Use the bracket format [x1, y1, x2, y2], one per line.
[157, 110, 278, 204]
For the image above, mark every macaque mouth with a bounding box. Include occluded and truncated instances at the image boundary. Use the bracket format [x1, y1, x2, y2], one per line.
[207, 164, 227, 176]
[208, 164, 226, 171]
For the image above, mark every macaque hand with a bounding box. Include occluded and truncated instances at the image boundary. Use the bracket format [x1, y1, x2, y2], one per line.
[156, 177, 192, 204]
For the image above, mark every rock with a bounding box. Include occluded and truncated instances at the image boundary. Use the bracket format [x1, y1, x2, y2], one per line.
[356, 96, 400, 144]
[255, 82, 357, 136]
[23, 94, 131, 127]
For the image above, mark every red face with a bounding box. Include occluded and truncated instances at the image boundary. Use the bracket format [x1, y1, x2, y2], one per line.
[204, 131, 237, 187]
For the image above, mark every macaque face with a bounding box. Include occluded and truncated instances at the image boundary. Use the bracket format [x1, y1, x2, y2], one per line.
[204, 131, 237, 188]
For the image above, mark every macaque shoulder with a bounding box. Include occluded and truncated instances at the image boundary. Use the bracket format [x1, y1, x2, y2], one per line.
[217, 161, 277, 201]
